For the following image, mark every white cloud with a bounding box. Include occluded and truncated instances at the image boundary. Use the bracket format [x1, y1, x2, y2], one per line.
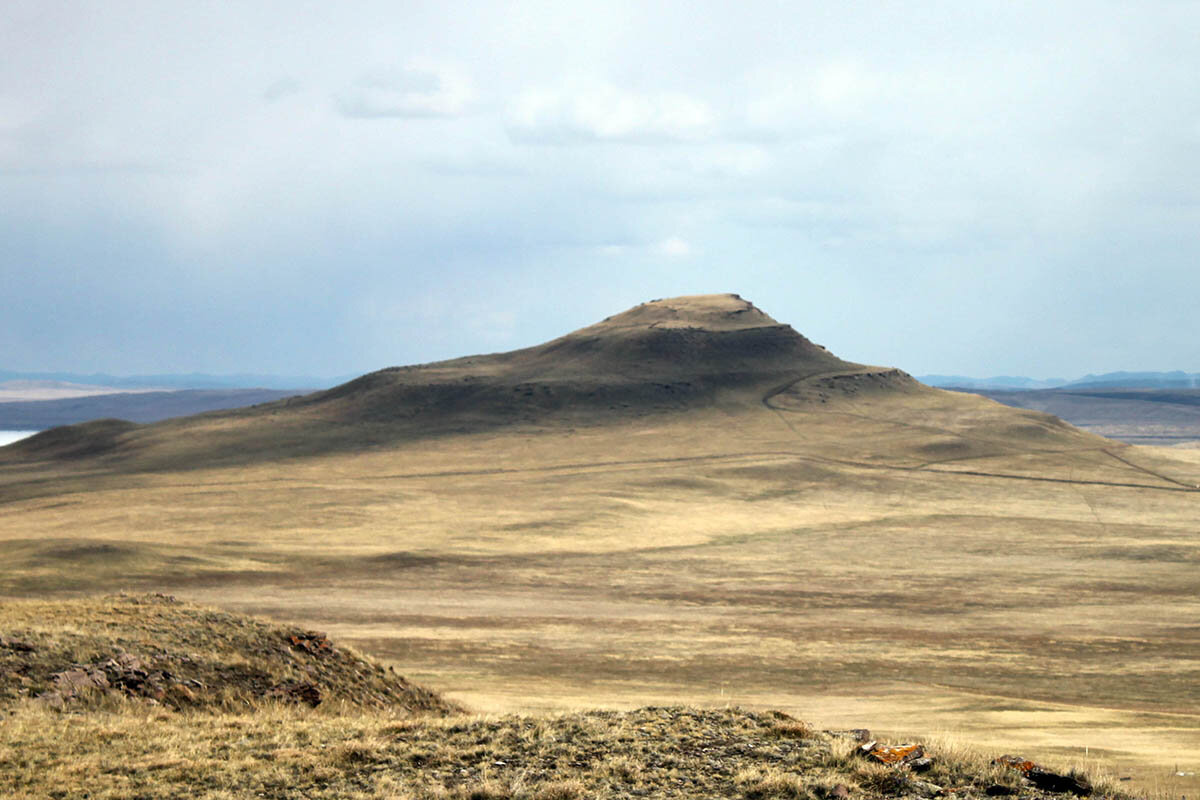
[336, 61, 475, 118]
[655, 236, 694, 258]
[508, 81, 715, 143]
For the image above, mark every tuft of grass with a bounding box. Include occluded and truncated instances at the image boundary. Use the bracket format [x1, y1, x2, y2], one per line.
[735, 767, 813, 799]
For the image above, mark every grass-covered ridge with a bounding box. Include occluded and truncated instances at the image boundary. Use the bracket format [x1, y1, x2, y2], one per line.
[0, 595, 1133, 799]
[0, 593, 457, 714]
[0, 702, 1129, 800]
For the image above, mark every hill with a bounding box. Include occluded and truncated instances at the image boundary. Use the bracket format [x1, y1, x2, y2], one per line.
[1, 294, 1104, 472]
[0, 592, 456, 714]
[0, 293, 1197, 795]
[0, 597, 1120, 800]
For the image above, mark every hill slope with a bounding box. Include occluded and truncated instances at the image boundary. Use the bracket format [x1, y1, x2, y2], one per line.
[0, 593, 456, 714]
[1, 294, 1100, 471]
[1, 294, 1197, 795]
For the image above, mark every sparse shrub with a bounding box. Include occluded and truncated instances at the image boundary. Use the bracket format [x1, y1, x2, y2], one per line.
[735, 767, 813, 799]
[771, 719, 816, 739]
[328, 741, 376, 766]
[602, 755, 641, 782]
[530, 779, 585, 800]
[453, 781, 512, 800]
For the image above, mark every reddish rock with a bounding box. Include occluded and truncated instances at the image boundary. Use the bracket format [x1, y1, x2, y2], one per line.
[860, 741, 925, 766]
[288, 631, 335, 657]
[266, 681, 322, 707]
[994, 754, 1092, 795]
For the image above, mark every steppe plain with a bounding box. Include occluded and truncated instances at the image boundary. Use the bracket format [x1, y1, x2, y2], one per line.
[1, 295, 1198, 797]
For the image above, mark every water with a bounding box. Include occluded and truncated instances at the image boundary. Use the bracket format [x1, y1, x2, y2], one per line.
[0, 430, 39, 447]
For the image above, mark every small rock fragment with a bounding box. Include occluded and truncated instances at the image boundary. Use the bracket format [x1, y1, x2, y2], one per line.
[265, 681, 322, 707]
[909, 779, 944, 798]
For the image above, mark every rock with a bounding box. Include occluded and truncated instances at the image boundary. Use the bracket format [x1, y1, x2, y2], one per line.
[829, 784, 851, 799]
[866, 743, 925, 766]
[1026, 767, 1092, 796]
[265, 681, 322, 707]
[910, 757, 934, 773]
[994, 755, 1036, 773]
[288, 631, 335, 657]
[0, 636, 36, 653]
[51, 667, 110, 695]
[994, 754, 1092, 796]
[877, 774, 941, 797]
[909, 779, 944, 798]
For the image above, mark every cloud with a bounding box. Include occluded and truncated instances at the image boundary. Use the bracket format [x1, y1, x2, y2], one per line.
[508, 82, 715, 144]
[4, 1, 1200, 378]
[336, 61, 475, 118]
[655, 236, 694, 258]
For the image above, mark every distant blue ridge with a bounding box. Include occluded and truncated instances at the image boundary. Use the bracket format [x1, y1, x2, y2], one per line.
[921, 371, 1200, 390]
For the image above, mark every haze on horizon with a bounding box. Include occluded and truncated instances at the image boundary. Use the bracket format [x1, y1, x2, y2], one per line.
[3, 1, 1198, 381]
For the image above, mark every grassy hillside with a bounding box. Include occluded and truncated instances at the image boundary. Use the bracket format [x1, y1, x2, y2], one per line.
[1, 295, 1197, 796]
[0, 596, 1125, 800]
[0, 593, 456, 715]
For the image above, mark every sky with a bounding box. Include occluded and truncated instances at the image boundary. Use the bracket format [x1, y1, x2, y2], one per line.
[2, 0, 1199, 380]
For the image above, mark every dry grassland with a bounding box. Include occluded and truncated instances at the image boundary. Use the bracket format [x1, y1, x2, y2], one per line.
[4, 697, 1110, 800]
[2, 375, 1198, 798]
[3, 596, 1129, 800]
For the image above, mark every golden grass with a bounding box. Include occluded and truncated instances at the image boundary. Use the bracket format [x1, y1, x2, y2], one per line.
[0, 594, 457, 715]
[1, 384, 1198, 796]
[0, 701, 1134, 799]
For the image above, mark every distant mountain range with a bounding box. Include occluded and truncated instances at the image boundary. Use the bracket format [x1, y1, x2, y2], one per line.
[0, 369, 350, 391]
[0, 388, 311, 430]
[920, 371, 1200, 390]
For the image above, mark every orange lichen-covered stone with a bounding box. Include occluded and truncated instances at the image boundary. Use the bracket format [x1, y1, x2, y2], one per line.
[867, 744, 925, 765]
[994, 755, 1037, 773]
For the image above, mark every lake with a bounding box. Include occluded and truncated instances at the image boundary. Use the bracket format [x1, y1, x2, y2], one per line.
[0, 430, 39, 447]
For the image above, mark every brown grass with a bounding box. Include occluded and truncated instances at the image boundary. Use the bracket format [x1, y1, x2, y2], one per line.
[0, 700, 1133, 800]
[0, 593, 457, 715]
[1, 308, 1198, 796]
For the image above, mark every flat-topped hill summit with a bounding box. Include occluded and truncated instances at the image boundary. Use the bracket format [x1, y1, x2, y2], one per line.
[438, 292, 858, 380]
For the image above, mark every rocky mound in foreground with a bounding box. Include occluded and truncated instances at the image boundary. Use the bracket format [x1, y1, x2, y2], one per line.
[0, 595, 1125, 799]
[0, 704, 1121, 799]
[0, 593, 457, 714]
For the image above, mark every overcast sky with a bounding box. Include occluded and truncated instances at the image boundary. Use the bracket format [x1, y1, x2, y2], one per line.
[3, 1, 1198, 380]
